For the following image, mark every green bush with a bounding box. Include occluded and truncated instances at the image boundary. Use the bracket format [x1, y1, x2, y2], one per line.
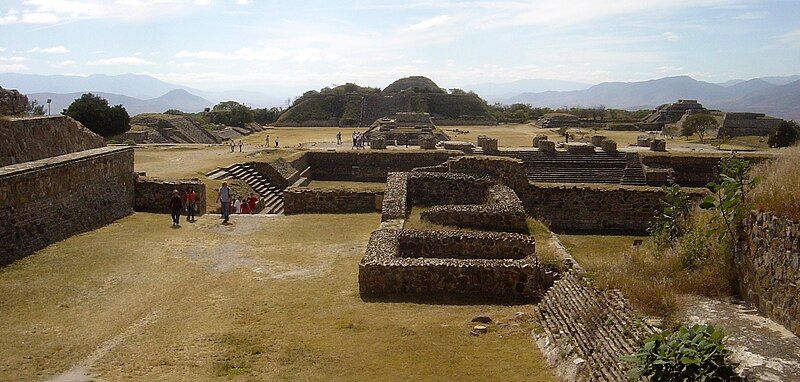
[123, 139, 136, 146]
[63, 93, 130, 137]
[648, 185, 692, 247]
[623, 324, 738, 381]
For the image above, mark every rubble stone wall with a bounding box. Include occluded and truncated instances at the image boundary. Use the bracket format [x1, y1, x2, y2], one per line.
[305, 150, 457, 181]
[639, 152, 773, 187]
[407, 172, 492, 206]
[523, 182, 707, 232]
[134, 177, 206, 215]
[0, 116, 105, 166]
[397, 230, 533, 259]
[421, 184, 528, 232]
[0, 147, 134, 265]
[739, 211, 800, 336]
[283, 188, 383, 214]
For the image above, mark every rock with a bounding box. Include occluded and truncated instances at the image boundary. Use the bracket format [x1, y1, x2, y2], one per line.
[514, 312, 531, 321]
[471, 325, 488, 334]
[471, 315, 492, 324]
[0, 87, 29, 116]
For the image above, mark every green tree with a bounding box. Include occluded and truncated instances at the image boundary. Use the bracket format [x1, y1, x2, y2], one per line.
[63, 93, 130, 136]
[768, 120, 799, 148]
[210, 101, 254, 127]
[682, 114, 718, 143]
[26, 99, 45, 116]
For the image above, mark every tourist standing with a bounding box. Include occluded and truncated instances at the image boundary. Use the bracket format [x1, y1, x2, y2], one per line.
[185, 187, 197, 222]
[217, 181, 232, 223]
[238, 141, 243, 152]
[170, 189, 183, 226]
[336, 131, 342, 145]
[265, 135, 270, 147]
[234, 197, 242, 214]
[275, 137, 279, 148]
[247, 193, 259, 214]
[352, 132, 357, 148]
[230, 140, 235, 152]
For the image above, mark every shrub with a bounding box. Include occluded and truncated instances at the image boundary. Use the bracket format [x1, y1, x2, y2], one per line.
[623, 324, 738, 382]
[123, 139, 136, 146]
[63, 93, 130, 137]
[648, 185, 692, 247]
[750, 144, 800, 220]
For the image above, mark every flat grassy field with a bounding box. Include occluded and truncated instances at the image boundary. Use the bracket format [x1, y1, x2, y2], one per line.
[0, 213, 555, 381]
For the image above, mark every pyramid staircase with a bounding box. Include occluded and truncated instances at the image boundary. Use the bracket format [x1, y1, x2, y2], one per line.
[206, 163, 285, 214]
[499, 150, 646, 185]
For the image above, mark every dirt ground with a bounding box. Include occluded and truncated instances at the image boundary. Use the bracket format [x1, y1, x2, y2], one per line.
[0, 213, 555, 381]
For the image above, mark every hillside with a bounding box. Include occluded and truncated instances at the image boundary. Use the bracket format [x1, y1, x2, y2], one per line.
[113, 113, 220, 144]
[27, 89, 213, 116]
[276, 77, 495, 126]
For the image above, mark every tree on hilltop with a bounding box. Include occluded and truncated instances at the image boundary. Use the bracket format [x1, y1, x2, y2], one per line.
[63, 93, 130, 137]
[681, 114, 717, 144]
[209, 101, 254, 127]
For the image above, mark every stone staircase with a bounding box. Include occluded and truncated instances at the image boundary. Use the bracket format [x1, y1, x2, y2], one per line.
[206, 163, 285, 214]
[500, 150, 646, 185]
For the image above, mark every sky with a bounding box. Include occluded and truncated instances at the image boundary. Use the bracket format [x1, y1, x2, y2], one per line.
[0, 0, 798, 94]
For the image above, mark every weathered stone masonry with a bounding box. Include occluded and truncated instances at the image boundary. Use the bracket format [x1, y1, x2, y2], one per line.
[283, 188, 383, 214]
[0, 147, 134, 265]
[134, 177, 207, 215]
[0, 116, 105, 167]
[739, 211, 800, 336]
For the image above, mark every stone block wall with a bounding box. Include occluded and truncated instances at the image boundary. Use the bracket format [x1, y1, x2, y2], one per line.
[305, 150, 457, 181]
[739, 211, 800, 336]
[283, 188, 383, 214]
[639, 152, 773, 187]
[406, 172, 493, 207]
[397, 230, 533, 259]
[134, 177, 206, 215]
[249, 158, 298, 188]
[421, 184, 528, 233]
[0, 147, 134, 265]
[0, 116, 105, 166]
[523, 182, 707, 232]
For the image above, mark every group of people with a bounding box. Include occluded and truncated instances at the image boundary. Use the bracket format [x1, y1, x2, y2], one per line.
[229, 140, 244, 152]
[351, 131, 368, 149]
[215, 182, 259, 224]
[169, 187, 199, 226]
[265, 135, 279, 148]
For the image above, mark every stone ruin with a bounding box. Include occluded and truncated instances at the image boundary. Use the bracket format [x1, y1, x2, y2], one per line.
[639, 99, 707, 131]
[364, 112, 449, 146]
[359, 156, 555, 301]
[718, 112, 783, 138]
[0, 87, 29, 116]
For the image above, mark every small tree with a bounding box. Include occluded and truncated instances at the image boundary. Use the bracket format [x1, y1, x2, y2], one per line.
[26, 99, 45, 116]
[768, 120, 799, 148]
[682, 114, 718, 144]
[648, 185, 692, 248]
[63, 93, 130, 137]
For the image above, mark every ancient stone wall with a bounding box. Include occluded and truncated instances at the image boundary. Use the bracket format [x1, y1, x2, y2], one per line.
[305, 150, 457, 181]
[134, 177, 206, 215]
[739, 211, 800, 336]
[249, 158, 298, 188]
[397, 230, 533, 259]
[421, 184, 528, 232]
[0, 147, 134, 265]
[283, 188, 383, 214]
[0, 87, 28, 116]
[359, 229, 554, 301]
[523, 183, 707, 232]
[0, 116, 105, 166]
[639, 152, 773, 187]
[406, 172, 493, 206]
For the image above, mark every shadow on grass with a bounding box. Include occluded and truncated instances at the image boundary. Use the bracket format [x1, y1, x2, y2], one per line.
[359, 293, 543, 306]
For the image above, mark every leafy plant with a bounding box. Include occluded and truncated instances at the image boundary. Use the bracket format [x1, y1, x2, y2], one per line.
[648, 185, 692, 247]
[622, 324, 739, 382]
[63, 93, 130, 137]
[700, 157, 758, 245]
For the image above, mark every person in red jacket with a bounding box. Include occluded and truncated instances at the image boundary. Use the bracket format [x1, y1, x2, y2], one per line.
[247, 193, 259, 214]
[170, 189, 183, 226]
[185, 187, 197, 222]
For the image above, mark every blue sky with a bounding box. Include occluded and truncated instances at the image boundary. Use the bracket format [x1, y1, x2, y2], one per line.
[0, 0, 798, 93]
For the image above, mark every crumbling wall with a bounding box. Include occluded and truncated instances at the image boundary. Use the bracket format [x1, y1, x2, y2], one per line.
[134, 177, 206, 215]
[639, 152, 773, 187]
[283, 188, 383, 214]
[0, 147, 134, 265]
[0, 116, 105, 166]
[738, 211, 800, 336]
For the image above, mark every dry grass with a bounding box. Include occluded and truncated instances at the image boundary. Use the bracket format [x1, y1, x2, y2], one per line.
[0, 213, 555, 381]
[558, 211, 733, 319]
[751, 144, 800, 221]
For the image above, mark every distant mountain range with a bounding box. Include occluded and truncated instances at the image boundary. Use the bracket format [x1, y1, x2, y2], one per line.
[0, 73, 286, 111]
[27, 89, 213, 116]
[463, 79, 591, 102]
[504, 75, 800, 121]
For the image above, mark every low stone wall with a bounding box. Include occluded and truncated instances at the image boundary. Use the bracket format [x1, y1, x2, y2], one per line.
[421, 184, 528, 232]
[0, 116, 105, 166]
[407, 172, 492, 207]
[249, 158, 298, 188]
[283, 188, 383, 214]
[134, 177, 206, 215]
[639, 152, 774, 187]
[305, 150, 457, 182]
[397, 230, 533, 259]
[738, 211, 800, 336]
[381, 172, 409, 221]
[523, 182, 707, 232]
[0, 147, 134, 265]
[359, 229, 554, 301]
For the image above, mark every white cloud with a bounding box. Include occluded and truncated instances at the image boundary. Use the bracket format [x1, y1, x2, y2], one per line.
[87, 56, 156, 65]
[734, 11, 767, 20]
[28, 45, 70, 54]
[0, 63, 28, 72]
[409, 15, 450, 31]
[194, 0, 211, 5]
[662, 32, 679, 42]
[0, 0, 213, 25]
[234, 0, 250, 4]
[0, 56, 27, 62]
[0, 47, 5, 52]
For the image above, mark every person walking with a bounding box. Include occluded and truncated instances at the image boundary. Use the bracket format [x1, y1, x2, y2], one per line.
[238, 141, 243, 152]
[185, 187, 197, 222]
[217, 181, 232, 223]
[170, 189, 183, 226]
[247, 193, 259, 214]
[229, 140, 235, 152]
[265, 135, 270, 147]
[336, 131, 342, 145]
[352, 131, 357, 148]
[275, 137, 279, 148]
